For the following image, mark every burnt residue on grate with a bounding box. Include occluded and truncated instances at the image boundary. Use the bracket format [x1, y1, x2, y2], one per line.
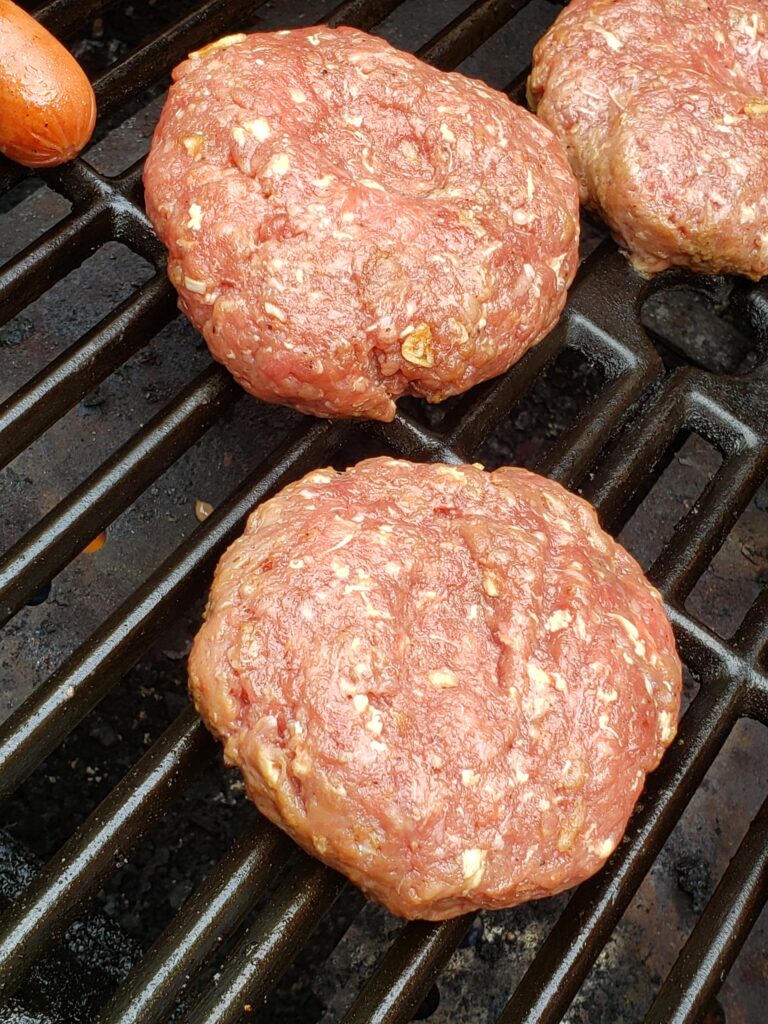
[0, 1, 767, 1023]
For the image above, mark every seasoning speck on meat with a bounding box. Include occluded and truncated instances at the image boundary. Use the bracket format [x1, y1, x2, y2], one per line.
[144, 27, 580, 421]
[189, 457, 682, 920]
[530, 0, 768, 278]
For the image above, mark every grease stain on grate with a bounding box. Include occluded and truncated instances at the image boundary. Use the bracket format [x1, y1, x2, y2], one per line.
[619, 434, 723, 572]
[686, 476, 768, 640]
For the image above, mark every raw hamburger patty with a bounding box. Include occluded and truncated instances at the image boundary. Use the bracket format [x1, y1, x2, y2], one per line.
[189, 457, 682, 920]
[530, 0, 768, 278]
[144, 27, 579, 421]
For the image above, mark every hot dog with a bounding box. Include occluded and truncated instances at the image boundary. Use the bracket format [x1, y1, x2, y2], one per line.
[0, 0, 96, 167]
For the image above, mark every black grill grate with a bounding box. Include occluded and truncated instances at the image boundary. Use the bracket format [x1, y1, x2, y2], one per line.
[0, 1, 767, 1022]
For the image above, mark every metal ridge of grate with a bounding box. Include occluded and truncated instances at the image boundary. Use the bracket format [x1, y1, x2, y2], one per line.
[0, 0, 766, 1021]
[95, 819, 294, 1024]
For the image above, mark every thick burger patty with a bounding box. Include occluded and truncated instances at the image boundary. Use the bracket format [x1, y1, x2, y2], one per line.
[144, 27, 579, 421]
[530, 0, 768, 278]
[189, 458, 682, 920]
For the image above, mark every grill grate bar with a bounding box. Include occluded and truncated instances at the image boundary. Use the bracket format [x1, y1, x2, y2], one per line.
[0, 419, 347, 804]
[648, 448, 768, 602]
[340, 917, 471, 1024]
[735, 589, 768, 665]
[33, 0, 114, 37]
[418, 0, 534, 69]
[644, 795, 768, 1024]
[0, 706, 212, 1003]
[496, 678, 742, 1024]
[0, 274, 176, 470]
[0, 203, 109, 328]
[91, 0, 268, 119]
[97, 819, 292, 1024]
[326, 0, 408, 30]
[185, 859, 346, 1024]
[0, 365, 238, 627]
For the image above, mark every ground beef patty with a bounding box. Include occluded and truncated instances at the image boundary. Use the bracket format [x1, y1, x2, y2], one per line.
[530, 0, 768, 278]
[144, 27, 579, 421]
[189, 457, 682, 920]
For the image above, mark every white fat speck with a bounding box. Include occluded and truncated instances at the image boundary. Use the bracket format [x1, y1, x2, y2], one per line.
[307, 32, 321, 45]
[289, 88, 306, 103]
[461, 769, 480, 787]
[482, 571, 500, 597]
[596, 837, 616, 858]
[366, 714, 383, 737]
[300, 605, 314, 621]
[546, 609, 573, 632]
[264, 302, 287, 322]
[513, 209, 536, 226]
[244, 118, 271, 141]
[341, 211, 356, 223]
[526, 168, 535, 199]
[539, 798, 551, 811]
[461, 848, 487, 884]
[265, 153, 290, 176]
[332, 561, 350, 579]
[184, 277, 206, 294]
[714, 29, 726, 44]
[741, 205, 757, 223]
[379, 524, 394, 534]
[515, 767, 529, 783]
[289, 558, 304, 569]
[549, 253, 567, 276]
[610, 614, 640, 641]
[527, 663, 551, 688]
[231, 126, 246, 146]
[428, 669, 457, 688]
[658, 710, 676, 744]
[598, 687, 618, 703]
[436, 466, 464, 480]
[553, 672, 568, 694]
[371, 740, 387, 752]
[189, 33, 246, 59]
[468, 604, 481, 620]
[360, 178, 386, 191]
[594, 26, 623, 50]
[384, 561, 401, 578]
[352, 694, 369, 713]
[440, 123, 456, 143]
[186, 203, 203, 230]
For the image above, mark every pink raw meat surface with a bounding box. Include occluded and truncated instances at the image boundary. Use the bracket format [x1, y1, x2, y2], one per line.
[144, 26, 579, 420]
[530, 0, 768, 278]
[189, 458, 682, 920]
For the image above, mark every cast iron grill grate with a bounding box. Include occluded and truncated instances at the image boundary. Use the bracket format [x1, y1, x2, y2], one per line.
[0, 1, 767, 1022]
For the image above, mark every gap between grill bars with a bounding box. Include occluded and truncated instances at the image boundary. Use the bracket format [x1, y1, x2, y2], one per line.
[0, 0, 767, 1022]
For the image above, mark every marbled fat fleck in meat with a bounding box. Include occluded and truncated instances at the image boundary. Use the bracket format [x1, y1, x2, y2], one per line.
[530, 0, 768, 278]
[189, 458, 682, 920]
[144, 27, 579, 420]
